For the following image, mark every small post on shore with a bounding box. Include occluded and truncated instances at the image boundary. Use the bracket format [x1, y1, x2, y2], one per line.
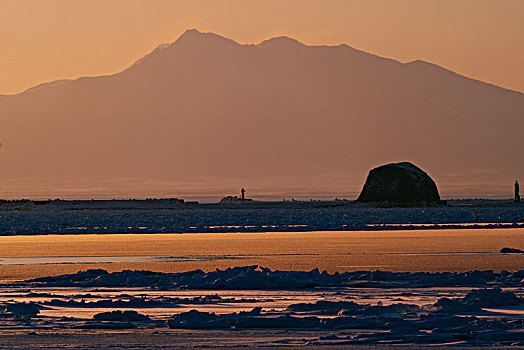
[241, 188, 246, 201]
[515, 180, 520, 203]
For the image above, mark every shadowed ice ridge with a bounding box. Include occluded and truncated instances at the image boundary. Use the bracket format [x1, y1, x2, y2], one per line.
[26, 266, 524, 289]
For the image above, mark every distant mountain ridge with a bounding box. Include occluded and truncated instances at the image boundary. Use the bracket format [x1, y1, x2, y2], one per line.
[0, 29, 522, 199]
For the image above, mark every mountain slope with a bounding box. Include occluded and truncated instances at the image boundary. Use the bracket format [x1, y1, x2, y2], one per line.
[0, 29, 522, 198]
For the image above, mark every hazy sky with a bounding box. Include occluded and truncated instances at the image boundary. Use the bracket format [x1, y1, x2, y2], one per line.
[1, 0, 523, 95]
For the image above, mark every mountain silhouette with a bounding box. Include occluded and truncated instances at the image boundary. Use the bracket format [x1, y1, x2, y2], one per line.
[0, 29, 522, 198]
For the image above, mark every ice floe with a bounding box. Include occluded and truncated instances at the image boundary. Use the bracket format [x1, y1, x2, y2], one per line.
[93, 310, 150, 321]
[0, 302, 40, 318]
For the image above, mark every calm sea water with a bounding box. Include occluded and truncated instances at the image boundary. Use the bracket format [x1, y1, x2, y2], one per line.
[0, 229, 522, 281]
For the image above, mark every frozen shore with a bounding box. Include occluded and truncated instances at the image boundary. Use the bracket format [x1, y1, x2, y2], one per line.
[0, 199, 522, 235]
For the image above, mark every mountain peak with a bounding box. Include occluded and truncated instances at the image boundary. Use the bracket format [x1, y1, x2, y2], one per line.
[173, 29, 242, 48]
[1, 29, 523, 199]
[129, 29, 244, 70]
[178, 28, 205, 39]
[257, 36, 305, 49]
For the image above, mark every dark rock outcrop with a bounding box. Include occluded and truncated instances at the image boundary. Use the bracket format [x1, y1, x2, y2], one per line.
[357, 162, 440, 204]
[500, 247, 524, 254]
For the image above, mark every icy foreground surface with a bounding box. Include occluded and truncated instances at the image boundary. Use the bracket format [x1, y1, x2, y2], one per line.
[0, 266, 522, 346]
[166, 288, 524, 346]
[0, 201, 523, 235]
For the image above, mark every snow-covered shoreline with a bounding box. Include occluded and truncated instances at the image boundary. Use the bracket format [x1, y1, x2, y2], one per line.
[0, 200, 522, 235]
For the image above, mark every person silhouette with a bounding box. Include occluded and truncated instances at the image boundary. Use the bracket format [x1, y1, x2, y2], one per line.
[241, 188, 246, 201]
[515, 180, 520, 203]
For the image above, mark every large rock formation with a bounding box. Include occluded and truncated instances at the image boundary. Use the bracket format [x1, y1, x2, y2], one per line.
[357, 162, 440, 204]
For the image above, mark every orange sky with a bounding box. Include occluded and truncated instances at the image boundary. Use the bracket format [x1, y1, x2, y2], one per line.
[1, 0, 523, 95]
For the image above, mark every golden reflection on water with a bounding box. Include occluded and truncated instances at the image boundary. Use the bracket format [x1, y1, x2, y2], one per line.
[0, 229, 522, 281]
